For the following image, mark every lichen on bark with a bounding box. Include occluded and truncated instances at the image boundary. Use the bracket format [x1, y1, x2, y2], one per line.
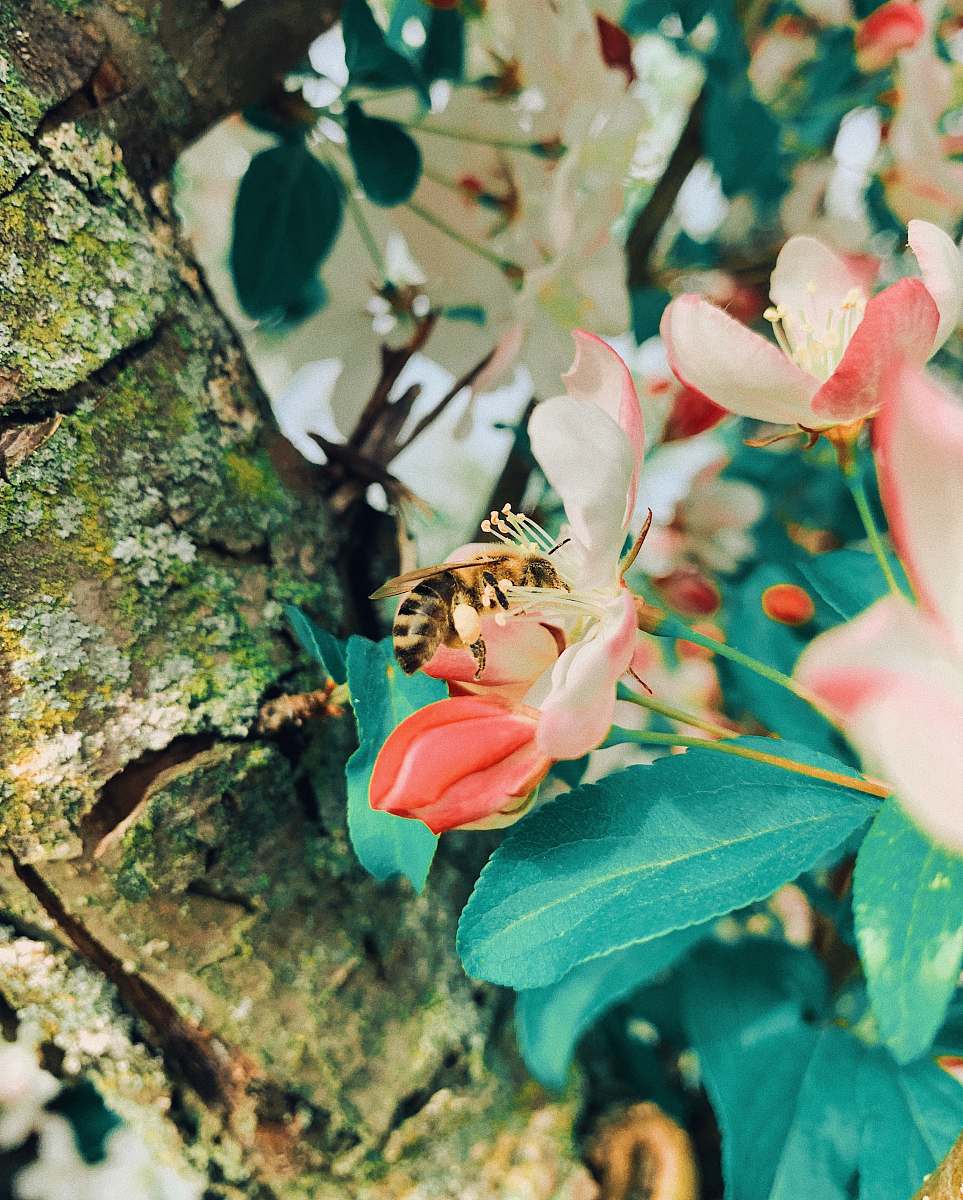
[0, 5, 598, 1196]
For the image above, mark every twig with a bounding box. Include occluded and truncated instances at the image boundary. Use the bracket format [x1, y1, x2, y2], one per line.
[394, 348, 496, 455]
[625, 88, 705, 290]
[348, 316, 438, 453]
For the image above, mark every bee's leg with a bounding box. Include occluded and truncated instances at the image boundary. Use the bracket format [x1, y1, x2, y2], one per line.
[483, 570, 510, 611]
[452, 595, 487, 679]
[468, 638, 487, 680]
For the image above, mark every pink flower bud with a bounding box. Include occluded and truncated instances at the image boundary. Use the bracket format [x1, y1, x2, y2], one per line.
[370, 696, 551, 833]
[856, 2, 925, 71]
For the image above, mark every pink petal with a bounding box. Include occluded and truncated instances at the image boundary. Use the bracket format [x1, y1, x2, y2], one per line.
[798, 599, 963, 853]
[423, 617, 562, 693]
[370, 695, 550, 833]
[810, 278, 939, 422]
[661, 294, 820, 426]
[908, 218, 963, 353]
[856, 1, 926, 69]
[770, 235, 870, 351]
[529, 395, 635, 585]
[875, 362, 963, 646]
[536, 589, 637, 759]
[563, 330, 645, 516]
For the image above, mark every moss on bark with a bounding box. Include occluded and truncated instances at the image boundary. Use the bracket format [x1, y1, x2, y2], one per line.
[0, 7, 595, 1197]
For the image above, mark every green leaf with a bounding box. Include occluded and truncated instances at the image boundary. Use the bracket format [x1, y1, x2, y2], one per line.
[47, 1080, 122, 1165]
[704, 78, 786, 202]
[796, 547, 905, 624]
[283, 604, 346, 684]
[516, 924, 706, 1089]
[629, 286, 670, 344]
[682, 941, 860, 1200]
[857, 1048, 963, 1199]
[230, 144, 343, 320]
[344, 636, 443, 890]
[345, 102, 422, 207]
[442, 304, 486, 325]
[457, 739, 877, 988]
[421, 7, 465, 81]
[854, 798, 963, 1064]
[343, 0, 430, 102]
[717, 562, 852, 757]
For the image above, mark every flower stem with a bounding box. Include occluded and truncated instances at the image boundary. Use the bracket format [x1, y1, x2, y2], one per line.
[617, 686, 739, 741]
[654, 614, 823, 710]
[404, 199, 523, 283]
[844, 469, 903, 598]
[344, 186, 387, 278]
[606, 728, 889, 799]
[395, 119, 562, 157]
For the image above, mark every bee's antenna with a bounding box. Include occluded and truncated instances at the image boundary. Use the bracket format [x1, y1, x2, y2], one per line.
[548, 537, 571, 556]
[619, 509, 653, 579]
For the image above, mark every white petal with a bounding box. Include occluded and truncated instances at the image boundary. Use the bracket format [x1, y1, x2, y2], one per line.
[529, 395, 633, 584]
[661, 295, 820, 426]
[875, 364, 963, 647]
[797, 596, 963, 852]
[769, 234, 870, 349]
[908, 218, 963, 353]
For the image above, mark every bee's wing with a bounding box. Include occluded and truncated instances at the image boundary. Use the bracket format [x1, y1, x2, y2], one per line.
[369, 554, 511, 600]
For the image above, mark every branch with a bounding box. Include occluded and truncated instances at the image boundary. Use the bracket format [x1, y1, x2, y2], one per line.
[52, 0, 341, 183]
[625, 87, 705, 290]
[913, 1131, 963, 1200]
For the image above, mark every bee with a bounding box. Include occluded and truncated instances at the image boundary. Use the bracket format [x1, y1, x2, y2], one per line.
[370, 549, 568, 680]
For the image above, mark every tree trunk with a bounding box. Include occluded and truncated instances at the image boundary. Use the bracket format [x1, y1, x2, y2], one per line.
[0, 5, 595, 1196]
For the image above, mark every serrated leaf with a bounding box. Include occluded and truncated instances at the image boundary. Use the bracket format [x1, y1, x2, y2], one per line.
[344, 636, 443, 890]
[343, 0, 429, 102]
[457, 740, 877, 988]
[629, 286, 670, 344]
[283, 605, 347, 684]
[682, 941, 858, 1200]
[854, 798, 963, 1064]
[230, 144, 343, 319]
[516, 924, 706, 1089]
[857, 1048, 963, 1200]
[345, 102, 422, 207]
[796, 547, 905, 624]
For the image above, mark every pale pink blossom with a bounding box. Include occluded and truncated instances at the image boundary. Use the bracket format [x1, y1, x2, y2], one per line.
[660, 220, 962, 430]
[796, 363, 963, 851]
[370, 333, 648, 830]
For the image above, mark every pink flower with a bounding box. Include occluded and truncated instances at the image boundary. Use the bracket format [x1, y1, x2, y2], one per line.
[369, 695, 552, 833]
[371, 332, 648, 830]
[660, 220, 962, 430]
[796, 363, 963, 851]
[855, 1, 925, 70]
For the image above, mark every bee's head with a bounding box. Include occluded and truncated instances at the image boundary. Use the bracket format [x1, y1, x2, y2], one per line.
[523, 556, 568, 591]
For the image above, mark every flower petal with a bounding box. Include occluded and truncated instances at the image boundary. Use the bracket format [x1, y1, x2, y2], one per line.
[770, 234, 870, 350]
[810, 278, 939, 422]
[370, 695, 549, 833]
[529, 394, 634, 584]
[908, 218, 963, 354]
[423, 617, 562, 695]
[797, 597, 963, 852]
[875, 362, 963, 645]
[661, 294, 820, 426]
[563, 330, 645, 515]
[536, 589, 637, 759]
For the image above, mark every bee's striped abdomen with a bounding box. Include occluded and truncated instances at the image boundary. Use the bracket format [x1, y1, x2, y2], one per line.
[392, 573, 455, 674]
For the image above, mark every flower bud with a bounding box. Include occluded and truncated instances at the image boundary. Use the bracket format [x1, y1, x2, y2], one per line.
[370, 696, 551, 833]
[856, 2, 925, 71]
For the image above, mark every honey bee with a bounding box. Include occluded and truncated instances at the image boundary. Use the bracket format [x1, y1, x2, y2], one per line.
[370, 549, 568, 679]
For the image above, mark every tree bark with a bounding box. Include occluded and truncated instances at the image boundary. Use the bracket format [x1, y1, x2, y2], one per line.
[0, 4, 596, 1196]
